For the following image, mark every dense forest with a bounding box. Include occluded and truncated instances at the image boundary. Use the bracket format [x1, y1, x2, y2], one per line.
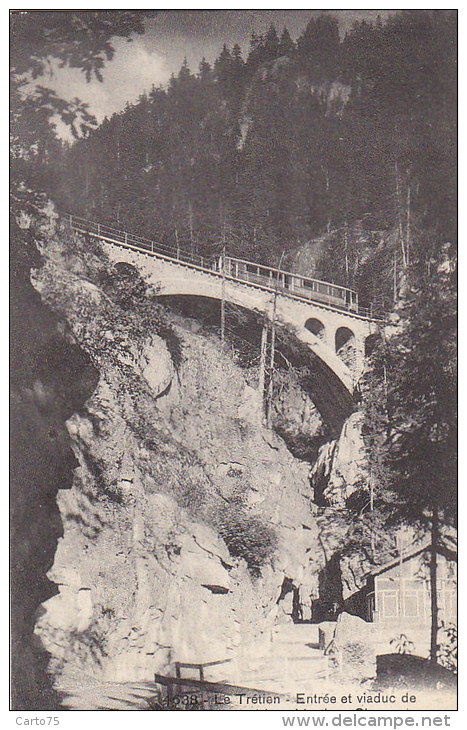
[41, 10, 457, 311]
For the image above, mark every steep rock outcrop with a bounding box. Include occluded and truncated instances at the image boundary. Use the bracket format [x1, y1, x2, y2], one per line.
[32, 222, 327, 686]
[271, 369, 328, 462]
[330, 612, 376, 683]
[10, 211, 99, 709]
[311, 411, 368, 506]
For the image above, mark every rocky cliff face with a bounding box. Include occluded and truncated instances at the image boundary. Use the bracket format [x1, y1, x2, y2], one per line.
[10, 210, 99, 709]
[311, 412, 368, 506]
[32, 220, 334, 686]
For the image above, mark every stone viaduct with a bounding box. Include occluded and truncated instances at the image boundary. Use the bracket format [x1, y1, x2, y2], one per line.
[67, 215, 384, 420]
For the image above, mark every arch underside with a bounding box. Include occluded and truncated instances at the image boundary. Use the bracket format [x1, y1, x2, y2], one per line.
[158, 292, 354, 433]
[335, 326, 357, 371]
[365, 332, 382, 357]
[154, 278, 354, 382]
[305, 317, 326, 340]
[154, 280, 356, 431]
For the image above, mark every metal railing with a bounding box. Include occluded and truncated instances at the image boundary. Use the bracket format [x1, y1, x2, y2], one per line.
[66, 213, 217, 270]
[153, 665, 292, 708]
[64, 213, 385, 322]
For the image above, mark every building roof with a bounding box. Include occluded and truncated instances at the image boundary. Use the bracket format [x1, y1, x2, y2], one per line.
[368, 546, 427, 578]
[366, 539, 457, 579]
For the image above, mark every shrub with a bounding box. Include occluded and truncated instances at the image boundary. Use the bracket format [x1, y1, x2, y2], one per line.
[390, 634, 415, 655]
[98, 265, 148, 311]
[438, 622, 457, 673]
[174, 475, 207, 513]
[217, 508, 278, 577]
[98, 265, 183, 369]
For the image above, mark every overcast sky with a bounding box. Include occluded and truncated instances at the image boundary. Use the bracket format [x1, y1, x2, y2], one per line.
[43, 10, 394, 128]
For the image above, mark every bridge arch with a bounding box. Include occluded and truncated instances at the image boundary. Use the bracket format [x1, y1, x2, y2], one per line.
[305, 317, 326, 341]
[156, 291, 354, 430]
[98, 239, 381, 396]
[335, 326, 357, 370]
[335, 326, 355, 353]
[113, 261, 140, 280]
[365, 332, 383, 358]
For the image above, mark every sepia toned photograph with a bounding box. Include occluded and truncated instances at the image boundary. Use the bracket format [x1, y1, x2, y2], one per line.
[10, 8, 457, 713]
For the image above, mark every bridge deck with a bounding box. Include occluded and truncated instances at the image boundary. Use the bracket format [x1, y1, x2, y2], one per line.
[65, 213, 384, 324]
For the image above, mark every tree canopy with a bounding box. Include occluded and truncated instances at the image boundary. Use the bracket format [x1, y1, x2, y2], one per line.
[46, 10, 456, 313]
[362, 247, 457, 529]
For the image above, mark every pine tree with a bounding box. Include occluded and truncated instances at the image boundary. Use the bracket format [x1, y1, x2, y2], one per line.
[178, 57, 192, 83]
[362, 245, 457, 664]
[231, 43, 244, 76]
[214, 44, 232, 82]
[198, 57, 212, 82]
[278, 26, 295, 57]
[246, 31, 265, 72]
[263, 23, 280, 62]
[52, 10, 457, 290]
[297, 13, 340, 79]
[247, 31, 261, 57]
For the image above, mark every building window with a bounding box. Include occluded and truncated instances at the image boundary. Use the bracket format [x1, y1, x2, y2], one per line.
[444, 591, 457, 619]
[404, 592, 419, 617]
[381, 591, 398, 617]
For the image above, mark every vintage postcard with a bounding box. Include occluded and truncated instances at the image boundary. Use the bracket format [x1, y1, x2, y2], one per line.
[10, 8, 457, 713]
